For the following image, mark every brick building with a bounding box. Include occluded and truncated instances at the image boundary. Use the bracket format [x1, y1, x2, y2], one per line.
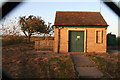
[54, 11, 108, 53]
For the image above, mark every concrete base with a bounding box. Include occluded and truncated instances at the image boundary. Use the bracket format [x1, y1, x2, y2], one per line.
[71, 54, 95, 67]
[71, 54, 104, 78]
[76, 67, 104, 78]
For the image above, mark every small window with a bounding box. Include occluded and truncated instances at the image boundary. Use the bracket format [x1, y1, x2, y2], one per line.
[96, 30, 103, 44]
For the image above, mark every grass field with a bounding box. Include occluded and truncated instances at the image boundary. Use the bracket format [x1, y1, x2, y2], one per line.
[88, 53, 120, 78]
[2, 35, 120, 78]
[2, 43, 77, 78]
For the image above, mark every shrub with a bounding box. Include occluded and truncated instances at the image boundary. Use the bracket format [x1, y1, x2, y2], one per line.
[2, 35, 27, 46]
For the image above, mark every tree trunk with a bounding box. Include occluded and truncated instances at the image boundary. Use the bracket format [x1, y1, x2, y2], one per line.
[43, 33, 45, 40]
[28, 35, 31, 43]
[22, 31, 28, 43]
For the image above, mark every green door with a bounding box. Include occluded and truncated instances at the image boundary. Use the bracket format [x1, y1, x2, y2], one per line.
[69, 31, 84, 52]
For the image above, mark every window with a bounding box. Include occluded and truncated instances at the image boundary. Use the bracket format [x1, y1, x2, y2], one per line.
[96, 30, 103, 44]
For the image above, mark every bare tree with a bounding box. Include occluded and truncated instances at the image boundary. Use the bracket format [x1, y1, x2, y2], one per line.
[0, 18, 20, 36]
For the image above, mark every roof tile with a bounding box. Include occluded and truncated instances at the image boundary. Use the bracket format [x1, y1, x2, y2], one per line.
[54, 11, 108, 26]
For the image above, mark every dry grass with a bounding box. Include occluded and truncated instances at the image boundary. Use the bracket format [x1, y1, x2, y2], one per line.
[2, 43, 76, 78]
[88, 53, 120, 78]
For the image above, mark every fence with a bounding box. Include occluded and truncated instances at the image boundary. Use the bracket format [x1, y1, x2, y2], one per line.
[35, 40, 54, 51]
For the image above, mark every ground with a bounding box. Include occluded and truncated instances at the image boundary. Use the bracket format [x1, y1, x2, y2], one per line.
[87, 52, 120, 78]
[2, 43, 76, 78]
[2, 42, 120, 78]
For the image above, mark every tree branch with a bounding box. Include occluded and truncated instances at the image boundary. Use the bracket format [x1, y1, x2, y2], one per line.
[23, 31, 28, 37]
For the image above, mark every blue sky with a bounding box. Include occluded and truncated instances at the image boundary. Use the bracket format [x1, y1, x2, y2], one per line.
[1, 0, 119, 37]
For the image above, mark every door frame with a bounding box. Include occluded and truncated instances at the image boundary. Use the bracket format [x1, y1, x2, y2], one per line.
[67, 29, 87, 52]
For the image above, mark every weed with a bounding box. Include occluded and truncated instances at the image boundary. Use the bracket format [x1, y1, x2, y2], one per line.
[88, 54, 119, 78]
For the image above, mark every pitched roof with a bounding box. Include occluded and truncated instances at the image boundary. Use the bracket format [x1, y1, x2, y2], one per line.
[54, 11, 108, 26]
